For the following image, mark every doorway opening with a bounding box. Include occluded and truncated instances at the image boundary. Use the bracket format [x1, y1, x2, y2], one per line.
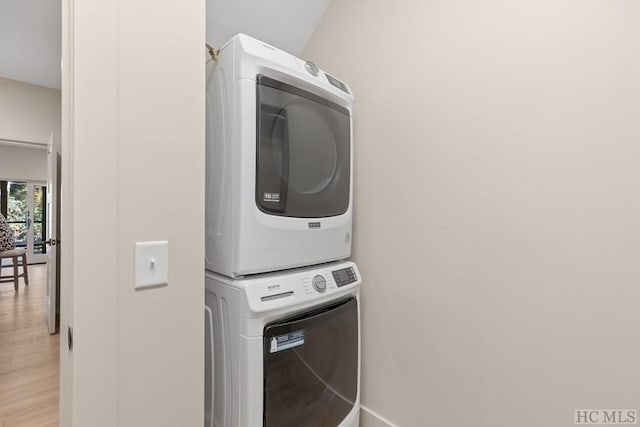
[0, 143, 62, 426]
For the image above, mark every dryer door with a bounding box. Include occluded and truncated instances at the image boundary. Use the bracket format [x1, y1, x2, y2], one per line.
[263, 298, 358, 427]
[256, 76, 351, 218]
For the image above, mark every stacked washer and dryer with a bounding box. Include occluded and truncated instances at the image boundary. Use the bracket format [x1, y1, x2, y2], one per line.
[204, 34, 361, 427]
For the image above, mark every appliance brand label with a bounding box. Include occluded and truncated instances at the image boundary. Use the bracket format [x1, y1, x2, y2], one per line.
[270, 330, 305, 353]
[263, 192, 280, 202]
[308, 222, 321, 229]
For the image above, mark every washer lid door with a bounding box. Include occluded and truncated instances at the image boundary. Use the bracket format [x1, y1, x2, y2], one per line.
[263, 297, 358, 427]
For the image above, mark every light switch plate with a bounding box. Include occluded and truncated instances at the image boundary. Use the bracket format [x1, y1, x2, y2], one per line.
[135, 241, 168, 289]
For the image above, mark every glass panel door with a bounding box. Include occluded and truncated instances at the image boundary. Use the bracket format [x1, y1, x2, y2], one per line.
[6, 181, 27, 248]
[31, 184, 47, 259]
[256, 76, 351, 218]
[0, 180, 47, 264]
[263, 298, 358, 427]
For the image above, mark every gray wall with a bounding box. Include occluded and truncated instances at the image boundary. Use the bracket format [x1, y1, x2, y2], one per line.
[305, 1, 640, 426]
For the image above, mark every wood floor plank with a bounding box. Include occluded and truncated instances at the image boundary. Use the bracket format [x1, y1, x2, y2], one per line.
[0, 265, 58, 426]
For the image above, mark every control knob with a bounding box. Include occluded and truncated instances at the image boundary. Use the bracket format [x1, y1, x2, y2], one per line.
[304, 61, 320, 76]
[312, 275, 327, 293]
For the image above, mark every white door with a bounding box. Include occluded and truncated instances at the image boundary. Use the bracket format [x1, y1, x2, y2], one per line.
[46, 137, 59, 334]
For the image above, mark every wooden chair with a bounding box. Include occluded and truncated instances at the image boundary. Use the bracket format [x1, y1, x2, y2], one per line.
[0, 248, 29, 291]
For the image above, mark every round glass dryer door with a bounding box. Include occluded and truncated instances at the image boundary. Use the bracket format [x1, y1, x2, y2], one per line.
[256, 76, 351, 218]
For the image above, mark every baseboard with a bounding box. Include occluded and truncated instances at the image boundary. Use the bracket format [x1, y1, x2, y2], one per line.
[360, 405, 399, 427]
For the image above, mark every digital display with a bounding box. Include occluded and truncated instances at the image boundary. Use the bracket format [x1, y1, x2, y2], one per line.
[332, 267, 356, 287]
[336, 270, 350, 282]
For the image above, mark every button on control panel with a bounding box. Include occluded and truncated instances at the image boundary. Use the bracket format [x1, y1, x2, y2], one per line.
[312, 275, 327, 293]
[332, 267, 357, 287]
[304, 61, 320, 76]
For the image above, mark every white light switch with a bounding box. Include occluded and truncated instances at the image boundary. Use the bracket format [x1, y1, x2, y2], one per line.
[135, 241, 168, 289]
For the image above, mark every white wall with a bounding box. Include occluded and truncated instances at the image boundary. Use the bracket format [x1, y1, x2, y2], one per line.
[59, 0, 204, 425]
[205, 0, 329, 56]
[0, 77, 61, 148]
[305, 1, 640, 426]
[0, 145, 47, 182]
[0, 77, 59, 181]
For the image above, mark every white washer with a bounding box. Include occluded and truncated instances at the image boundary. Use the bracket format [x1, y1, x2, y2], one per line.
[206, 34, 354, 277]
[204, 261, 361, 427]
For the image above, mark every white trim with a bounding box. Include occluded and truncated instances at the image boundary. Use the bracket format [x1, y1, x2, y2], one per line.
[361, 405, 399, 427]
[59, 0, 74, 424]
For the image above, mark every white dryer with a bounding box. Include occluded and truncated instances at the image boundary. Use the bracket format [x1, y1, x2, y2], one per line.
[204, 261, 361, 427]
[206, 34, 354, 277]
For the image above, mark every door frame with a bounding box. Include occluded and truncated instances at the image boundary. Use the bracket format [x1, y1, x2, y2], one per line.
[59, 0, 74, 424]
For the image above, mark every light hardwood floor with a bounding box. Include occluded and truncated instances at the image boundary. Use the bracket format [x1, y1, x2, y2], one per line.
[0, 264, 59, 427]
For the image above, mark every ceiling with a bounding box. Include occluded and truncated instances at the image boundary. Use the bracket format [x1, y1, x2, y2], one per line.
[0, 0, 329, 91]
[0, 0, 62, 89]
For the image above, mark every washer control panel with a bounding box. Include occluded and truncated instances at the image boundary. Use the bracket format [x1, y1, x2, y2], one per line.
[242, 261, 361, 313]
[332, 267, 357, 287]
[312, 275, 327, 293]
